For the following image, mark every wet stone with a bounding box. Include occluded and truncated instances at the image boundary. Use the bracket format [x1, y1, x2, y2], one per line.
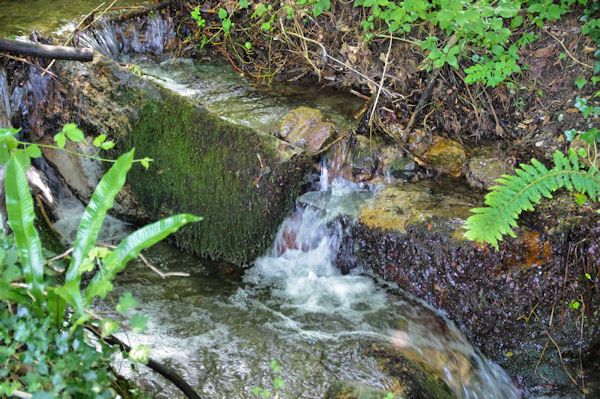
[276, 106, 336, 154]
[421, 136, 467, 177]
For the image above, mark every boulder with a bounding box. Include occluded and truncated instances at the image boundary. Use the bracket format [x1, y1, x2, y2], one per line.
[466, 145, 512, 190]
[420, 136, 467, 177]
[10, 54, 310, 265]
[339, 179, 600, 395]
[276, 106, 336, 154]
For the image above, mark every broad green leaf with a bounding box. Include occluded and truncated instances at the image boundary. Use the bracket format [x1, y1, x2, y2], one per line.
[116, 291, 138, 314]
[0, 147, 9, 164]
[0, 281, 30, 304]
[53, 280, 84, 314]
[129, 344, 150, 364]
[101, 140, 115, 150]
[93, 134, 107, 147]
[219, 8, 228, 19]
[130, 313, 148, 333]
[85, 213, 200, 303]
[101, 319, 119, 338]
[66, 150, 135, 284]
[222, 18, 232, 33]
[140, 157, 152, 170]
[62, 123, 84, 142]
[5, 153, 44, 301]
[239, 0, 248, 8]
[25, 144, 42, 158]
[54, 132, 66, 148]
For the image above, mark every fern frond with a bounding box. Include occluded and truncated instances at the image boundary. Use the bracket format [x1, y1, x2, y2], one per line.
[464, 149, 600, 249]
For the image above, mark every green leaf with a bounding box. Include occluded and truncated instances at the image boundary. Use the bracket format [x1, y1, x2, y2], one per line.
[573, 193, 587, 205]
[270, 360, 280, 372]
[252, 387, 261, 396]
[564, 129, 578, 141]
[273, 376, 285, 390]
[101, 140, 115, 150]
[222, 18, 232, 33]
[219, 8, 228, 19]
[66, 150, 135, 285]
[464, 150, 600, 249]
[0, 147, 9, 164]
[25, 144, 42, 158]
[85, 213, 201, 303]
[140, 157, 151, 170]
[116, 292, 138, 315]
[575, 77, 588, 89]
[262, 389, 271, 398]
[5, 153, 44, 301]
[62, 123, 84, 142]
[93, 134, 107, 147]
[130, 313, 148, 333]
[129, 344, 150, 364]
[54, 132, 66, 148]
[239, 0, 248, 8]
[53, 280, 84, 313]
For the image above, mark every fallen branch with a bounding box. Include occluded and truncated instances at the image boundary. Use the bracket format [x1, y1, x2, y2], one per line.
[85, 326, 202, 399]
[0, 38, 93, 61]
[406, 34, 457, 131]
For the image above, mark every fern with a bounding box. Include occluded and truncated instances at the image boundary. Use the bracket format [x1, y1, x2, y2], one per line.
[464, 149, 600, 249]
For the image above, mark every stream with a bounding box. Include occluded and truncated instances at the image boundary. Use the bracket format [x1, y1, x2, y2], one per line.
[3, 10, 525, 399]
[60, 175, 520, 399]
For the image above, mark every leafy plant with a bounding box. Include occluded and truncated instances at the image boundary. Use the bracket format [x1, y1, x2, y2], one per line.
[0, 125, 201, 396]
[252, 360, 285, 398]
[463, 140, 600, 249]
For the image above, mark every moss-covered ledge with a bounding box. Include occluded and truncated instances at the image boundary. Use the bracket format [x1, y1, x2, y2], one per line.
[20, 54, 310, 264]
[120, 93, 310, 264]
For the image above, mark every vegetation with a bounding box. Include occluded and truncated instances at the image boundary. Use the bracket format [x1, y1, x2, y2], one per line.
[186, 0, 594, 87]
[463, 144, 600, 249]
[0, 125, 200, 397]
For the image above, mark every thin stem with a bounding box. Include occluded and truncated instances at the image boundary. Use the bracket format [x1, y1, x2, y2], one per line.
[18, 140, 149, 164]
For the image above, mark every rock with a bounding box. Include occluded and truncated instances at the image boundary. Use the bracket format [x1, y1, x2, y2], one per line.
[324, 382, 397, 399]
[465, 145, 512, 190]
[386, 157, 416, 181]
[346, 135, 379, 181]
[13, 54, 310, 265]
[327, 134, 380, 183]
[339, 179, 600, 396]
[421, 136, 467, 177]
[276, 106, 336, 154]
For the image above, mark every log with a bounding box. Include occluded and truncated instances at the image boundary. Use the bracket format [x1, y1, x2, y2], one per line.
[0, 38, 93, 61]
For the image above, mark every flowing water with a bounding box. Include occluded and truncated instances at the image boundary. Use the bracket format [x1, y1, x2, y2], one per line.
[6, 13, 522, 398]
[130, 57, 362, 134]
[58, 175, 520, 399]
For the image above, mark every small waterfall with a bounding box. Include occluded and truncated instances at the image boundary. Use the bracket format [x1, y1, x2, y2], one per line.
[245, 167, 521, 399]
[78, 15, 174, 61]
[78, 20, 122, 61]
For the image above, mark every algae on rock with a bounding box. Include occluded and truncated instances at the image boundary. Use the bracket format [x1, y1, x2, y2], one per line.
[9, 54, 310, 264]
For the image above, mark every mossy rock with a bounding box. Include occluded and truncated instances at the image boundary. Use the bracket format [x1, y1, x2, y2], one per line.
[29, 54, 310, 265]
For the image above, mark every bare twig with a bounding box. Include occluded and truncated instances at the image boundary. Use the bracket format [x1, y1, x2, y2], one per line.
[543, 27, 592, 69]
[96, 243, 190, 278]
[368, 34, 393, 128]
[406, 34, 457, 131]
[283, 29, 399, 98]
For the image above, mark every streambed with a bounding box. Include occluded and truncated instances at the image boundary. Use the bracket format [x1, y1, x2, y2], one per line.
[89, 179, 520, 399]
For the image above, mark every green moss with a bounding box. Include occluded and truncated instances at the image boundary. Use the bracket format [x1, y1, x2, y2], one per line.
[122, 92, 308, 264]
